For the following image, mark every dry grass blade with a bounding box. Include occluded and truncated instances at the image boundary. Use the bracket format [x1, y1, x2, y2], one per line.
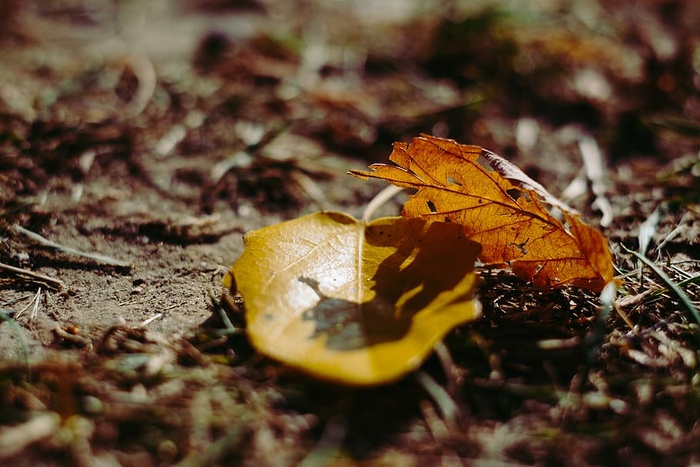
[621, 244, 700, 325]
[14, 225, 131, 268]
[638, 204, 663, 257]
[578, 136, 614, 227]
[361, 184, 403, 222]
[415, 370, 460, 429]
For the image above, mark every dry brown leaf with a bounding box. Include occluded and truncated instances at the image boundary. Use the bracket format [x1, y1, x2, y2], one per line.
[350, 134, 614, 292]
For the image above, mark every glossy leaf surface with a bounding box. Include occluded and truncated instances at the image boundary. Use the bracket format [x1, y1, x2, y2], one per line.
[225, 211, 481, 386]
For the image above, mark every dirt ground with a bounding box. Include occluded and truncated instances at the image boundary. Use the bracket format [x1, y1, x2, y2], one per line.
[1, 0, 699, 465]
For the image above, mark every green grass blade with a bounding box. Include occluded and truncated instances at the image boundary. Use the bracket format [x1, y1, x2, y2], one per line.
[0, 309, 29, 366]
[677, 275, 700, 288]
[621, 244, 700, 325]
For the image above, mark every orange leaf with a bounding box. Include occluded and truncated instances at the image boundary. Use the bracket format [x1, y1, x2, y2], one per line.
[350, 134, 613, 292]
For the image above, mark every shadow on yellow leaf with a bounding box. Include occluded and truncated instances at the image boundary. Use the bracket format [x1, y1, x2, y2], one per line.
[225, 211, 481, 386]
[351, 134, 614, 292]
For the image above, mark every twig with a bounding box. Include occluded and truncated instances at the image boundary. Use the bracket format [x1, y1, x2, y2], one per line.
[613, 289, 640, 329]
[613, 301, 637, 329]
[0, 261, 66, 290]
[617, 288, 657, 308]
[14, 225, 131, 268]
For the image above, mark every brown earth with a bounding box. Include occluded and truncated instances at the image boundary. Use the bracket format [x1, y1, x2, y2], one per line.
[1, 0, 699, 465]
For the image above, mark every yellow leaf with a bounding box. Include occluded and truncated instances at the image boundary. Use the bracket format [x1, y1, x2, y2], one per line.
[225, 211, 481, 386]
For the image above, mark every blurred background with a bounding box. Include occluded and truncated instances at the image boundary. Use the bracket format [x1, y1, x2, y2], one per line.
[1, 0, 699, 222]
